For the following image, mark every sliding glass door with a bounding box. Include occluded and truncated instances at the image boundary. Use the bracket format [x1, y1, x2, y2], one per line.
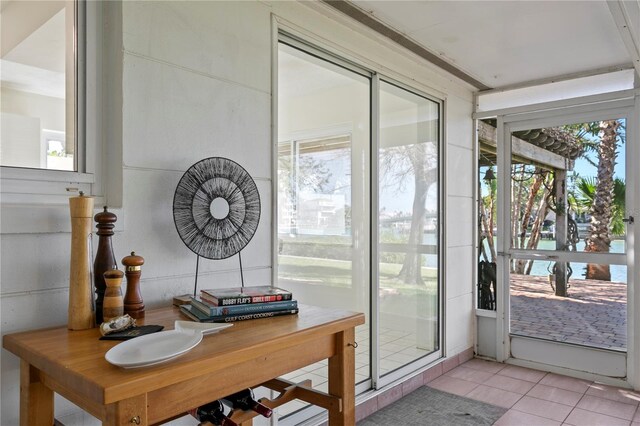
[276, 42, 371, 420]
[275, 36, 442, 421]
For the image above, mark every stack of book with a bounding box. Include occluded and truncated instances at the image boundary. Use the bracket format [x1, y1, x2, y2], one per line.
[180, 285, 298, 323]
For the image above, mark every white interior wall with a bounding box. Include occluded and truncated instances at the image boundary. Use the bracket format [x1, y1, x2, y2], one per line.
[0, 1, 475, 424]
[1, 87, 65, 131]
[0, 112, 41, 168]
[0, 87, 65, 168]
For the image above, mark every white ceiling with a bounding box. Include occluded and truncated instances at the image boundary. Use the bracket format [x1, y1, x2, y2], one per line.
[352, 0, 639, 90]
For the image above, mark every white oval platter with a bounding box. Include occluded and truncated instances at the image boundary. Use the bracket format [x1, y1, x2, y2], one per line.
[105, 322, 233, 368]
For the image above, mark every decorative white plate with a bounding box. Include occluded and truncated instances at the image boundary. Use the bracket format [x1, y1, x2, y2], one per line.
[105, 321, 233, 368]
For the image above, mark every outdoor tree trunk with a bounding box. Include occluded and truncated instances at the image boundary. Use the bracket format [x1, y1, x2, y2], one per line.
[512, 165, 526, 249]
[398, 146, 429, 285]
[514, 169, 546, 274]
[524, 186, 551, 275]
[585, 120, 619, 281]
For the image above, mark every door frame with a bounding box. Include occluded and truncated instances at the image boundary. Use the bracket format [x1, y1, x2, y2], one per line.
[494, 97, 638, 386]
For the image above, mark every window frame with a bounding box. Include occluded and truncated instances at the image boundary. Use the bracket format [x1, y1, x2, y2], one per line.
[0, 0, 100, 205]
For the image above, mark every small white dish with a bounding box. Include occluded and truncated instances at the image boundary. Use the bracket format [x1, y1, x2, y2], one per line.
[105, 321, 233, 368]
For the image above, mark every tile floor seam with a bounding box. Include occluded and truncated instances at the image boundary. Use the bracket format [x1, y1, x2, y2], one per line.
[572, 402, 636, 422]
[583, 392, 640, 407]
[508, 406, 572, 424]
[480, 379, 532, 396]
[496, 368, 548, 384]
[520, 393, 579, 409]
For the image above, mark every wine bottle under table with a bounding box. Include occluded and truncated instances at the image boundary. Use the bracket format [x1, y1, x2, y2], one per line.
[223, 388, 273, 418]
[189, 400, 238, 426]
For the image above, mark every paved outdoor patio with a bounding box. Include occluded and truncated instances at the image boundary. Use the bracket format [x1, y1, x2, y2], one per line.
[510, 274, 627, 351]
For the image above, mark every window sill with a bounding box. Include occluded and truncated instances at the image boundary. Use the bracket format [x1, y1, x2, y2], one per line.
[1, 167, 95, 183]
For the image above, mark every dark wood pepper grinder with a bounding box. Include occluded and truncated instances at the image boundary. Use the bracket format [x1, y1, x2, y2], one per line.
[122, 251, 145, 319]
[94, 206, 117, 324]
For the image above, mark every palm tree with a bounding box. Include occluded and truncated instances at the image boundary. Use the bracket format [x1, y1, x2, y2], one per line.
[574, 176, 625, 236]
[582, 120, 622, 281]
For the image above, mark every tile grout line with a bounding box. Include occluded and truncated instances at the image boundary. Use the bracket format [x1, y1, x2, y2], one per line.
[569, 392, 639, 423]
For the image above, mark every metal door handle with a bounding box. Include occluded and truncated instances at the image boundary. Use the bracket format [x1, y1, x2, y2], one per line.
[622, 216, 634, 224]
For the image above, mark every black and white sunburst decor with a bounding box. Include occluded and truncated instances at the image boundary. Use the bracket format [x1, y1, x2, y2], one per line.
[173, 157, 261, 260]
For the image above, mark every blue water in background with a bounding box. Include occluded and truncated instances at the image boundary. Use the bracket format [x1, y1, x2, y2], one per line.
[528, 239, 626, 283]
[428, 234, 626, 283]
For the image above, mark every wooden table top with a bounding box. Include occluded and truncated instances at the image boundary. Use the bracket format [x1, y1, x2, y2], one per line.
[3, 304, 365, 405]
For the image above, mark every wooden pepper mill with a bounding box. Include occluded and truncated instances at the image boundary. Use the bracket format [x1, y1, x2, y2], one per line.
[94, 206, 117, 324]
[122, 251, 145, 319]
[103, 268, 124, 322]
[68, 192, 95, 330]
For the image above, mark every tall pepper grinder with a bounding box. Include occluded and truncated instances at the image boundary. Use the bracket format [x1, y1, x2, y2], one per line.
[68, 192, 95, 330]
[94, 206, 117, 323]
[122, 251, 145, 319]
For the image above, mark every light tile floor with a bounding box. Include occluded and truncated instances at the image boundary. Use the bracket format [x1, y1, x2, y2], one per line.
[429, 358, 640, 425]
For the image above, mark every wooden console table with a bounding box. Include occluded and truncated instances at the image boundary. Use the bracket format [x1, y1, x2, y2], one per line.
[3, 305, 365, 425]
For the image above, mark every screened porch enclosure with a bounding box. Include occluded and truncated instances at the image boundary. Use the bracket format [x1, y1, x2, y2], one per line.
[478, 116, 628, 352]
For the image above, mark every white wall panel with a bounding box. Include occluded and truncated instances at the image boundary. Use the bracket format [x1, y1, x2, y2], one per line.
[476, 316, 497, 359]
[446, 96, 474, 150]
[446, 246, 473, 300]
[447, 145, 474, 198]
[511, 336, 627, 378]
[1, 289, 68, 334]
[122, 54, 271, 177]
[0, 233, 70, 294]
[122, 1, 272, 93]
[446, 196, 473, 247]
[134, 267, 273, 311]
[446, 293, 473, 355]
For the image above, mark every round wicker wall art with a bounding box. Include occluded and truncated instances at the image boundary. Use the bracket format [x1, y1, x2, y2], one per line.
[173, 157, 261, 260]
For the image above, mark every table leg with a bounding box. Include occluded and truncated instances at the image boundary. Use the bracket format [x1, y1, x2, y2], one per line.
[328, 328, 356, 425]
[104, 394, 148, 426]
[20, 360, 53, 426]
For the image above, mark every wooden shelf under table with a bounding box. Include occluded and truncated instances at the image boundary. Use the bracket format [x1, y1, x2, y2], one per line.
[3, 304, 365, 426]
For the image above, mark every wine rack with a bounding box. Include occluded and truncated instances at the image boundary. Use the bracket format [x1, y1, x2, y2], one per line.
[198, 378, 341, 426]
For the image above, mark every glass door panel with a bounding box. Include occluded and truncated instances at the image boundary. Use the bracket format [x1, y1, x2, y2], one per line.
[507, 116, 628, 352]
[378, 80, 440, 376]
[276, 42, 371, 418]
